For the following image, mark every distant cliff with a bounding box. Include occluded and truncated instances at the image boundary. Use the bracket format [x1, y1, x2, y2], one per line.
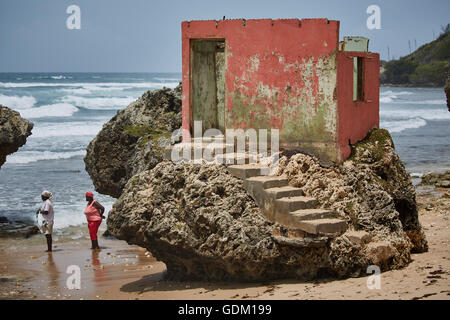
[0, 105, 33, 168]
[381, 26, 450, 87]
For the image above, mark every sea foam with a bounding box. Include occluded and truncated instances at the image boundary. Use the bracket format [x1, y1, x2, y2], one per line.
[380, 118, 428, 133]
[18, 103, 79, 119]
[0, 94, 36, 109]
[6, 150, 86, 164]
[31, 122, 103, 138]
[61, 95, 135, 109]
[380, 108, 450, 121]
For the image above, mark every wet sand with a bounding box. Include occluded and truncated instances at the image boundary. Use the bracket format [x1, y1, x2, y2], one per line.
[1, 187, 449, 300]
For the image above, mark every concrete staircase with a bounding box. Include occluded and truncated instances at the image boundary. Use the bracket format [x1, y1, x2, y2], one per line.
[164, 135, 261, 165]
[164, 136, 348, 244]
[227, 164, 348, 240]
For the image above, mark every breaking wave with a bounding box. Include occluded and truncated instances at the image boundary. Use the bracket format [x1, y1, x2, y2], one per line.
[380, 118, 427, 133]
[30, 122, 103, 138]
[18, 103, 79, 119]
[60, 95, 135, 109]
[6, 150, 86, 164]
[0, 94, 36, 109]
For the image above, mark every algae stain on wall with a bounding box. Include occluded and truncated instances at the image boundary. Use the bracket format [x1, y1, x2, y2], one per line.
[227, 53, 338, 153]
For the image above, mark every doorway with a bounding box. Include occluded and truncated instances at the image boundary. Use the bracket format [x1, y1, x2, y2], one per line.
[191, 39, 226, 134]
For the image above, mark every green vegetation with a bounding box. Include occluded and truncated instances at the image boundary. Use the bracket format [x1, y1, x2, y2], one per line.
[410, 61, 449, 86]
[381, 25, 450, 87]
[382, 59, 418, 84]
[348, 128, 394, 163]
[124, 125, 154, 137]
[124, 124, 171, 149]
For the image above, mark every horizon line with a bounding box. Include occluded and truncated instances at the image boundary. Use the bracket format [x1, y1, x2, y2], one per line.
[0, 71, 182, 74]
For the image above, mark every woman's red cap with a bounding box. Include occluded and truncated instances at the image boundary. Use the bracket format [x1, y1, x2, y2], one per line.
[85, 191, 94, 198]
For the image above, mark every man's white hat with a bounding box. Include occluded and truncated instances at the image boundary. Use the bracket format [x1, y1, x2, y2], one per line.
[41, 190, 52, 199]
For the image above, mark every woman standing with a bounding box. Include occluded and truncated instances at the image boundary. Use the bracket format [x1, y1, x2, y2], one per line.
[84, 191, 105, 250]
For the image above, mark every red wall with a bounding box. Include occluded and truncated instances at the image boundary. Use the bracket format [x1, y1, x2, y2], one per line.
[181, 18, 380, 163]
[336, 51, 380, 161]
[181, 19, 340, 153]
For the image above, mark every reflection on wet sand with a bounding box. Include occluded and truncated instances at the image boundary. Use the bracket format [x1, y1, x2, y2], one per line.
[45, 252, 59, 295]
[1, 238, 166, 299]
[91, 250, 106, 283]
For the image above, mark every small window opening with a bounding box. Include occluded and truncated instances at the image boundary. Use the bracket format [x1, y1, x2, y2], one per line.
[352, 57, 364, 101]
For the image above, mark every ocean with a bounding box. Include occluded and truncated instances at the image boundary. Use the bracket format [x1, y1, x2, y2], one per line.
[0, 73, 449, 235]
[0, 73, 181, 236]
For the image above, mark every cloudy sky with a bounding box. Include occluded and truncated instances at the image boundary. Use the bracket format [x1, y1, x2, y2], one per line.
[0, 0, 449, 72]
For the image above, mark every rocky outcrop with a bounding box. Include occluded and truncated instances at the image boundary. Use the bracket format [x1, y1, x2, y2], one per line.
[84, 85, 182, 198]
[277, 129, 428, 253]
[0, 216, 40, 238]
[0, 105, 33, 167]
[445, 69, 450, 111]
[107, 129, 427, 281]
[107, 162, 353, 281]
[420, 170, 450, 188]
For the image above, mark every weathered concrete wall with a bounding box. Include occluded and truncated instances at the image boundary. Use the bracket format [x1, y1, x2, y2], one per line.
[337, 51, 380, 161]
[182, 19, 340, 162]
[181, 18, 379, 163]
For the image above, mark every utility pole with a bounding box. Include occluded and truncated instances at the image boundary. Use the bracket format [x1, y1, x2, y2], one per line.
[408, 40, 411, 54]
[387, 46, 390, 61]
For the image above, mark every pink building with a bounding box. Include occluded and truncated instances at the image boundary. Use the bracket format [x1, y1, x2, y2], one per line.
[181, 18, 379, 163]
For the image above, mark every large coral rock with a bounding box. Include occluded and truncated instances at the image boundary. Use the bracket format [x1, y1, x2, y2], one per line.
[107, 162, 352, 281]
[277, 129, 428, 253]
[0, 105, 33, 167]
[107, 130, 425, 281]
[84, 85, 181, 198]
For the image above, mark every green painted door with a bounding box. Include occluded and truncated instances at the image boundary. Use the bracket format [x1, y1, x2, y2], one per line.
[192, 40, 218, 133]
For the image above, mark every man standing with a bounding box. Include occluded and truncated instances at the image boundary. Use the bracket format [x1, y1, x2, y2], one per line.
[36, 190, 54, 252]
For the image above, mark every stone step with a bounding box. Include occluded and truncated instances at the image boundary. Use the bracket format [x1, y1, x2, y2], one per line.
[265, 186, 304, 199]
[275, 196, 318, 214]
[192, 135, 225, 143]
[214, 152, 260, 165]
[244, 175, 289, 190]
[184, 142, 236, 154]
[290, 208, 334, 221]
[227, 164, 271, 179]
[164, 142, 236, 162]
[296, 218, 348, 237]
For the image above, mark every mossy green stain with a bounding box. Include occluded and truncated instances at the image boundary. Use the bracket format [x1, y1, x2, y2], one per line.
[348, 128, 394, 163]
[123, 125, 171, 158]
[123, 125, 153, 137]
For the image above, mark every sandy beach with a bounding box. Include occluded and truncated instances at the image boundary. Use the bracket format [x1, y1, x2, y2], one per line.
[1, 186, 449, 301]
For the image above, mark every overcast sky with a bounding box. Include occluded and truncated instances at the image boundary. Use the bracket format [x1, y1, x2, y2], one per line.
[0, 0, 449, 72]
